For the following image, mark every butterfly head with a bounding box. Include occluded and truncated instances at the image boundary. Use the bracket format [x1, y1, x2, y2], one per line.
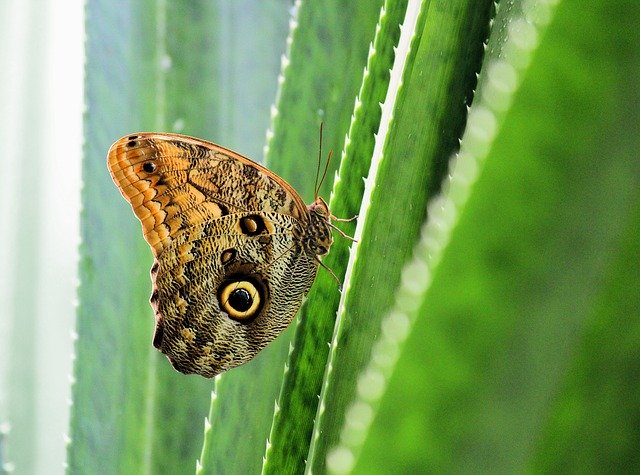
[306, 197, 333, 257]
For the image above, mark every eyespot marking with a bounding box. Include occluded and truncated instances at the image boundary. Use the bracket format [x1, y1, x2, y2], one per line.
[220, 248, 237, 265]
[218, 279, 262, 322]
[239, 215, 266, 236]
[142, 162, 157, 173]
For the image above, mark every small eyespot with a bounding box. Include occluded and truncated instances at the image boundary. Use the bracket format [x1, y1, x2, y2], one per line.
[142, 162, 156, 173]
[219, 280, 261, 321]
[220, 248, 236, 265]
[239, 215, 266, 236]
[126, 137, 139, 148]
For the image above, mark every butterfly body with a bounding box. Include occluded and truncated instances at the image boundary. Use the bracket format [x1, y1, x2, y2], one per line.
[108, 133, 332, 377]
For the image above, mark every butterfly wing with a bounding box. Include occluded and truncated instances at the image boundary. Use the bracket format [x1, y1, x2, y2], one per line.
[108, 132, 309, 257]
[108, 133, 320, 377]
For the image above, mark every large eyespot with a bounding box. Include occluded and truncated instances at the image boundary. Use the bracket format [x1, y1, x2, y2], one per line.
[219, 280, 262, 322]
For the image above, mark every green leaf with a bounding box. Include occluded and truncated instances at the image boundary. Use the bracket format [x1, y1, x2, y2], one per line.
[198, 1, 385, 473]
[69, 2, 287, 473]
[70, 2, 161, 471]
[310, 0, 496, 472]
[347, 0, 640, 472]
[263, 0, 408, 472]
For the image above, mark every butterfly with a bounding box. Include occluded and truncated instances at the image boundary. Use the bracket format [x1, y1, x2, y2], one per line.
[107, 133, 334, 377]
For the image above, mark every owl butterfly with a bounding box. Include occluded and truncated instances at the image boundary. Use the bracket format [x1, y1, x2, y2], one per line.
[108, 133, 334, 377]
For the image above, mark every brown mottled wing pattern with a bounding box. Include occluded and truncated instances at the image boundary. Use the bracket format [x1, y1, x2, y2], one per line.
[107, 133, 326, 377]
[108, 133, 308, 257]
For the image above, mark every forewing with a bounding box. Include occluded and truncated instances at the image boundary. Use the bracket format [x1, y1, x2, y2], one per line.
[107, 132, 308, 257]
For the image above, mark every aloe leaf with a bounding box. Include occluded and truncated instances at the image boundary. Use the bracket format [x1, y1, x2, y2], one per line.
[197, 1, 384, 473]
[265, 0, 386, 195]
[68, 1, 286, 473]
[68, 1, 159, 470]
[69, 2, 214, 472]
[306, 0, 497, 472]
[262, 0, 408, 472]
[345, 0, 640, 472]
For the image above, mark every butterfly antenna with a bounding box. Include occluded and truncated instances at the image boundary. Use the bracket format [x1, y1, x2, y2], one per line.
[314, 122, 324, 200]
[314, 122, 333, 200]
[318, 150, 333, 197]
